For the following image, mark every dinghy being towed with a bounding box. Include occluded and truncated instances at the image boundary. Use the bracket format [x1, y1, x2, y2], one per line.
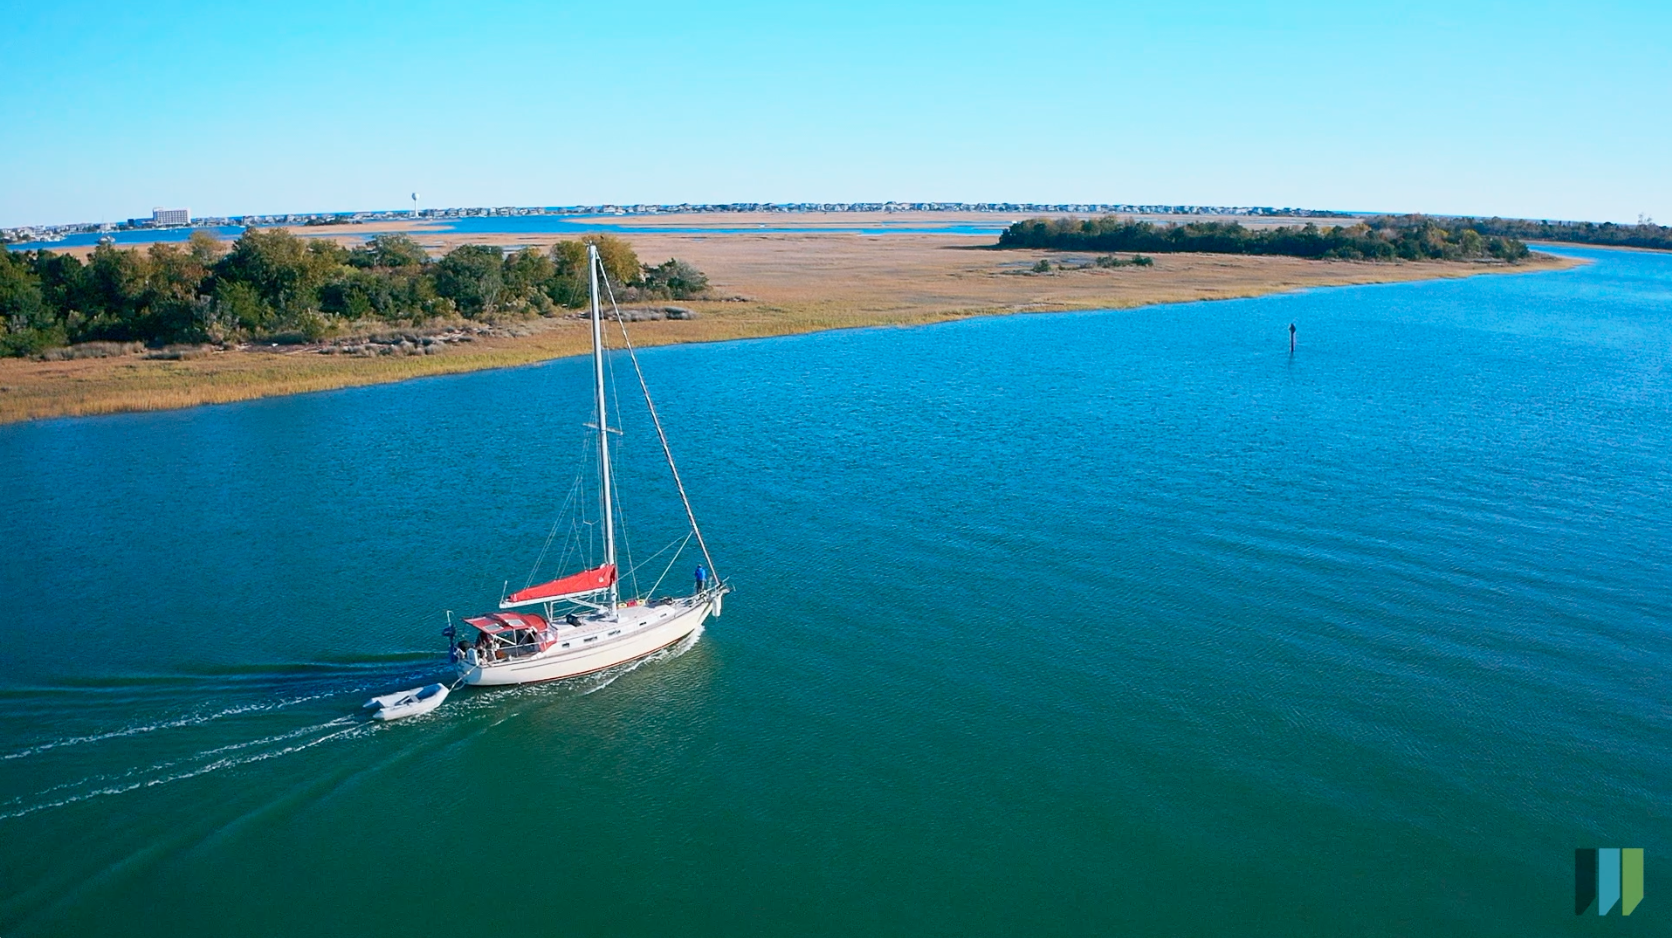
[364, 683, 450, 721]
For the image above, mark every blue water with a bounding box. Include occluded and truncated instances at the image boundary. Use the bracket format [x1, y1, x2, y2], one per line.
[5, 225, 247, 251]
[0, 247, 1667, 936]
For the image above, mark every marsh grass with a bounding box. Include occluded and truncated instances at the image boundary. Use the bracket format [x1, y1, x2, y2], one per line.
[34, 342, 145, 361]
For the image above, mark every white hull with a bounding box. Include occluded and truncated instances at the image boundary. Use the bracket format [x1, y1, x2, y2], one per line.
[456, 596, 713, 687]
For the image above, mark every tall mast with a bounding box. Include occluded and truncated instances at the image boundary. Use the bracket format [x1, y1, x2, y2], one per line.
[589, 245, 619, 610]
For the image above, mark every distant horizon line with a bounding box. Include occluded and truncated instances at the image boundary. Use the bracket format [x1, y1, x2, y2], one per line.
[1, 201, 1364, 236]
[4, 200, 1663, 240]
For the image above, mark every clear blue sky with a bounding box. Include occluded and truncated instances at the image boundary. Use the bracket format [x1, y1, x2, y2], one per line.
[2, 0, 1667, 227]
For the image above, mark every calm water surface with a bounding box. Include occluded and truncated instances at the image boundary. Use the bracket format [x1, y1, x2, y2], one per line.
[1, 248, 1667, 936]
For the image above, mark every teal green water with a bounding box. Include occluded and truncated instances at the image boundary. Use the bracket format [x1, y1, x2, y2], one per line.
[2, 248, 1667, 936]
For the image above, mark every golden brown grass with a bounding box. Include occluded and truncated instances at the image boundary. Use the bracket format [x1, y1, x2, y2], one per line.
[0, 230, 1581, 424]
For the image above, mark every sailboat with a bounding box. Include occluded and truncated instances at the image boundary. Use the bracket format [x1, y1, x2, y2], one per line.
[452, 244, 727, 686]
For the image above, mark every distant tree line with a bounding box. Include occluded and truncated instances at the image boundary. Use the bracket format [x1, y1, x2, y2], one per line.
[1374, 214, 1672, 252]
[996, 216, 1532, 262]
[0, 230, 709, 357]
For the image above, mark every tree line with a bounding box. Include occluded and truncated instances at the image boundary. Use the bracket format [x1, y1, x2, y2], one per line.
[0, 229, 709, 357]
[995, 216, 1532, 262]
[1375, 214, 1672, 252]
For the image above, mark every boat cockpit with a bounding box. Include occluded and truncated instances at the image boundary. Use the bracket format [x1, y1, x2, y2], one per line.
[460, 612, 555, 662]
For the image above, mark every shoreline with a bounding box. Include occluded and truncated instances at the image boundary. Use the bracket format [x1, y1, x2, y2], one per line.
[1526, 239, 1672, 255]
[0, 233, 1582, 426]
[4, 210, 1376, 259]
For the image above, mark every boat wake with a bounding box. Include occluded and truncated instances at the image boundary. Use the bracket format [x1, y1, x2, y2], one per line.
[0, 628, 706, 823]
[0, 691, 340, 762]
[0, 717, 370, 822]
[577, 622, 705, 696]
[0, 654, 445, 765]
[0, 663, 437, 823]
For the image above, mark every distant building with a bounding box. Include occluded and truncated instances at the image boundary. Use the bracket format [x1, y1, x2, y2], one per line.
[152, 207, 189, 227]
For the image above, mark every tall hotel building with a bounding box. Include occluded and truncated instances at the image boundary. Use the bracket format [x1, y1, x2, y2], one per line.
[152, 207, 190, 227]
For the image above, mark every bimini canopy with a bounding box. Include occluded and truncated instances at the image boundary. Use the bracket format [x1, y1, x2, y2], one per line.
[501, 564, 617, 609]
[463, 612, 549, 635]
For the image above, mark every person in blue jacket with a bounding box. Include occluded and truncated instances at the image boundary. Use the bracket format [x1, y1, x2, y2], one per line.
[694, 564, 708, 594]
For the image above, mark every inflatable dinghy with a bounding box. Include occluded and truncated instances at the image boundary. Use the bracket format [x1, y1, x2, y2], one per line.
[364, 683, 449, 721]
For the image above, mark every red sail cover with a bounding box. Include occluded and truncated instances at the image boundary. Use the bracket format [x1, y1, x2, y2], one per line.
[506, 564, 617, 604]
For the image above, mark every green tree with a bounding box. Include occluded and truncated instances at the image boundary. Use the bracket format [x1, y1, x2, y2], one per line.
[584, 234, 641, 287]
[503, 247, 556, 308]
[1419, 225, 1454, 258]
[30, 250, 88, 318]
[306, 238, 351, 268]
[0, 250, 60, 355]
[1487, 236, 1529, 261]
[434, 244, 505, 317]
[187, 230, 228, 267]
[551, 239, 588, 272]
[640, 258, 709, 298]
[141, 243, 212, 342]
[320, 269, 388, 320]
[216, 228, 331, 316]
[352, 233, 430, 269]
[82, 242, 152, 339]
[213, 280, 270, 335]
[547, 240, 592, 308]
